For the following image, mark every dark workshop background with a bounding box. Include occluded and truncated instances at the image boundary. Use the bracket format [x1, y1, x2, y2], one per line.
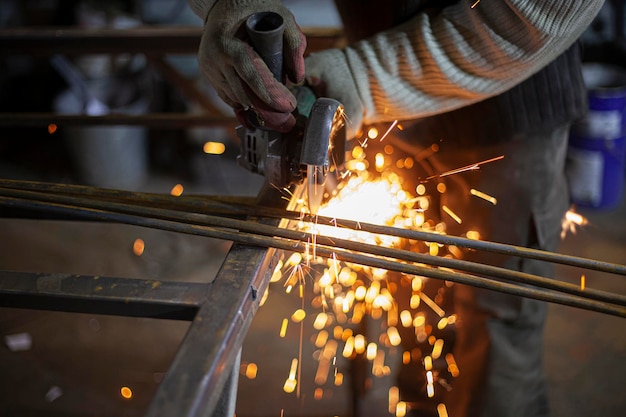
[0, 1, 625, 416]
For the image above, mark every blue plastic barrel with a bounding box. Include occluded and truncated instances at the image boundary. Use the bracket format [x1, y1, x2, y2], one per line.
[567, 64, 626, 209]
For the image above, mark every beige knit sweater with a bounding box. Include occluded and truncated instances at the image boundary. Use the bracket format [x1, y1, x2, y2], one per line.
[190, 0, 604, 133]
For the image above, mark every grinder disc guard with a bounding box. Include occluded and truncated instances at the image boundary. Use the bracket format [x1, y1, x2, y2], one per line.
[300, 98, 346, 214]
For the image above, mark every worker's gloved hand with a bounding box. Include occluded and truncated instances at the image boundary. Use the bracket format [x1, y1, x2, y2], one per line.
[305, 49, 365, 139]
[194, 0, 306, 132]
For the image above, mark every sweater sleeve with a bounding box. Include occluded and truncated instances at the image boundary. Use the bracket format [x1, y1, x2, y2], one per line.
[342, 0, 604, 127]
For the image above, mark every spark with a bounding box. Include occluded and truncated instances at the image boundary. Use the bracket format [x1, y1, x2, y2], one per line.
[132, 238, 145, 256]
[442, 205, 462, 224]
[283, 358, 299, 393]
[420, 292, 446, 317]
[387, 326, 402, 346]
[379, 120, 399, 142]
[432, 339, 444, 359]
[580, 274, 586, 291]
[396, 401, 407, 417]
[470, 188, 497, 205]
[372, 349, 387, 376]
[426, 371, 435, 397]
[315, 330, 329, 348]
[389, 386, 400, 414]
[47, 123, 58, 134]
[120, 386, 133, 399]
[366, 342, 378, 360]
[170, 183, 184, 196]
[437, 403, 449, 417]
[279, 318, 288, 337]
[445, 353, 460, 377]
[561, 207, 588, 238]
[471, 0, 481, 8]
[261, 132, 465, 409]
[291, 309, 306, 323]
[203, 141, 226, 155]
[426, 155, 504, 180]
[244, 363, 258, 379]
[334, 372, 344, 385]
[424, 355, 433, 371]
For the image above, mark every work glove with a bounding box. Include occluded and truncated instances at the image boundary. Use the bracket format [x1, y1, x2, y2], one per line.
[194, 0, 306, 132]
[305, 49, 365, 139]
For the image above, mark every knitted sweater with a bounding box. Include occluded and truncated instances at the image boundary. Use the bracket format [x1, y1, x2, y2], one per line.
[332, 0, 594, 141]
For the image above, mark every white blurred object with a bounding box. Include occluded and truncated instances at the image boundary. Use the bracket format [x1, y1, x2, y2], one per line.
[4, 332, 32, 352]
[45, 386, 63, 403]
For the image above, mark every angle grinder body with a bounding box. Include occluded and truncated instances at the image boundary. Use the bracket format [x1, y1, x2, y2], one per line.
[235, 12, 346, 213]
[236, 86, 346, 213]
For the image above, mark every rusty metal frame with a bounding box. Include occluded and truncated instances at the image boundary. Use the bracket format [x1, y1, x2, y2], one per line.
[0, 227, 280, 417]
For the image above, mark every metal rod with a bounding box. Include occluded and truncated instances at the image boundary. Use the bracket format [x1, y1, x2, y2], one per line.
[0, 113, 237, 128]
[1, 195, 624, 318]
[0, 26, 344, 56]
[306, 213, 626, 277]
[2, 178, 625, 277]
[1, 185, 625, 309]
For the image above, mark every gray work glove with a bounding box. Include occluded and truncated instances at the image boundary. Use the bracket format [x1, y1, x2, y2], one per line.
[305, 49, 365, 139]
[195, 0, 306, 132]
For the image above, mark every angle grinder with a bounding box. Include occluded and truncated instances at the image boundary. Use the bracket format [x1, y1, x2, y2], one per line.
[235, 12, 346, 214]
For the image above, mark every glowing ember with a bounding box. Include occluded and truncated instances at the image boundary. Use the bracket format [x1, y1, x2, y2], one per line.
[245, 363, 258, 379]
[283, 358, 299, 393]
[132, 238, 145, 256]
[580, 274, 586, 291]
[120, 386, 133, 399]
[258, 135, 488, 414]
[279, 318, 288, 337]
[561, 207, 588, 238]
[470, 188, 497, 205]
[47, 124, 58, 134]
[170, 184, 184, 197]
[203, 141, 226, 155]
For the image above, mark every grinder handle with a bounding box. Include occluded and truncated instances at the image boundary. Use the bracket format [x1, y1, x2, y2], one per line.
[246, 12, 284, 82]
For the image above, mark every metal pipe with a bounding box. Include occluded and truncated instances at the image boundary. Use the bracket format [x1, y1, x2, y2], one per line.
[1, 194, 624, 318]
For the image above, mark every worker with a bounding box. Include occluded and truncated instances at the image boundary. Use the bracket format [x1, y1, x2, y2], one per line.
[189, 0, 604, 416]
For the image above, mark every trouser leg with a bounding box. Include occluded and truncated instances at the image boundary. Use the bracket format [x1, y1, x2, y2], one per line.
[391, 122, 570, 417]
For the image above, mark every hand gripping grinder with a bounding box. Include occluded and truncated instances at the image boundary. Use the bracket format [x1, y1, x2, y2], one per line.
[235, 12, 346, 214]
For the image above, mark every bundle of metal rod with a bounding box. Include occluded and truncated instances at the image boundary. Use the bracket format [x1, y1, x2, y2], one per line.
[2, 178, 625, 276]
[0, 181, 625, 318]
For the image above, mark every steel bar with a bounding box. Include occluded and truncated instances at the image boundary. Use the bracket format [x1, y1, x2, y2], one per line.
[0, 113, 237, 128]
[2, 178, 625, 277]
[1, 195, 624, 318]
[0, 26, 343, 56]
[306, 213, 626, 277]
[0, 270, 205, 320]
[0, 179, 258, 216]
[2, 185, 625, 309]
